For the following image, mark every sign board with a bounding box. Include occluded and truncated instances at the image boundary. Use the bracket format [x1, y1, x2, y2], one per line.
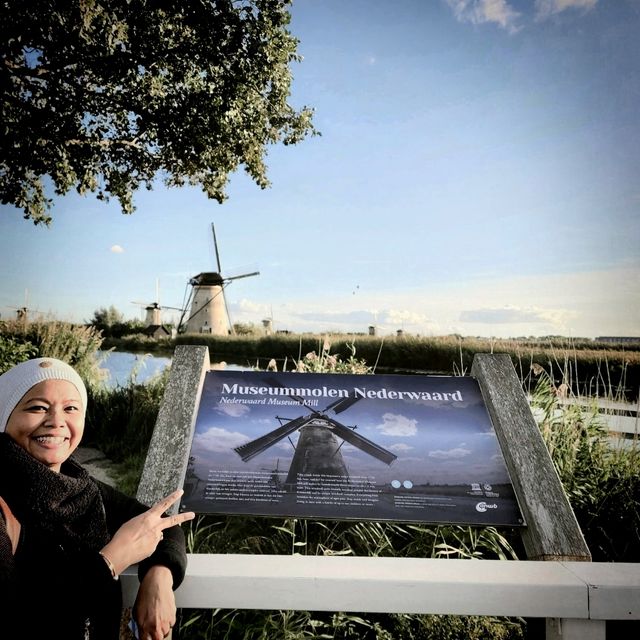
[179, 370, 524, 526]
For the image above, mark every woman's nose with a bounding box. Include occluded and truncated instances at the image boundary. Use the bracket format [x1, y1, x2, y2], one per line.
[44, 408, 66, 427]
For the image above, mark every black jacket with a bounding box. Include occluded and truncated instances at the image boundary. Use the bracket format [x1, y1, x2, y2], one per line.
[0, 447, 187, 640]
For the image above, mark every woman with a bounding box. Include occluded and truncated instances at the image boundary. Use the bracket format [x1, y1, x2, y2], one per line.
[0, 357, 195, 639]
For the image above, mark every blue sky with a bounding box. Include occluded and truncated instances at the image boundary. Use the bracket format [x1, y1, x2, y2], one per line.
[1, 0, 638, 338]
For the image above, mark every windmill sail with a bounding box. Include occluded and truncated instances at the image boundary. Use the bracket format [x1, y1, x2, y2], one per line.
[234, 415, 310, 462]
[325, 396, 361, 414]
[326, 418, 397, 465]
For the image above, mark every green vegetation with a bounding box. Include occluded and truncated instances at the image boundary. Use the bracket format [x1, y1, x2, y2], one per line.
[173, 332, 640, 400]
[0, 319, 104, 384]
[83, 369, 170, 497]
[0, 332, 37, 373]
[89, 305, 145, 338]
[530, 370, 640, 563]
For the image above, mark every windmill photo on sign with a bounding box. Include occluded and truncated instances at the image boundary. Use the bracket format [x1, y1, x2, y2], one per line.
[234, 377, 397, 488]
[179, 370, 524, 527]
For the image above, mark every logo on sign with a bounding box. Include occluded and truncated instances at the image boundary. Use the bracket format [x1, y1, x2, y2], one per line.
[475, 501, 498, 513]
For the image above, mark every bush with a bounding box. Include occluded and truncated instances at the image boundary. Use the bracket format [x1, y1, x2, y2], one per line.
[530, 370, 640, 562]
[0, 330, 37, 373]
[1, 319, 105, 387]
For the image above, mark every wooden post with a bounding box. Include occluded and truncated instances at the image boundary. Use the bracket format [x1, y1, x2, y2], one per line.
[130, 345, 209, 640]
[136, 345, 210, 510]
[471, 353, 590, 562]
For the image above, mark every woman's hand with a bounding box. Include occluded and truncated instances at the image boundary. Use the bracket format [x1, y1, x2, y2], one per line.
[134, 565, 176, 640]
[100, 489, 195, 576]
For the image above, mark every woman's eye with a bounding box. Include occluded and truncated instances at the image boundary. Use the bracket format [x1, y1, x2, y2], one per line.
[65, 405, 80, 412]
[27, 404, 47, 412]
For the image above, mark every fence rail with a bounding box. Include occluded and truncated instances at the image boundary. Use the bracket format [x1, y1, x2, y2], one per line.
[121, 555, 639, 640]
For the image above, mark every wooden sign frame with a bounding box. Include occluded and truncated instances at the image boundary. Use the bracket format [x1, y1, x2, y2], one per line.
[137, 346, 590, 561]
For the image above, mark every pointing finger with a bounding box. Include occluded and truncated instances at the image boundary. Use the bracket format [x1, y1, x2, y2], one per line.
[160, 511, 195, 530]
[150, 489, 184, 514]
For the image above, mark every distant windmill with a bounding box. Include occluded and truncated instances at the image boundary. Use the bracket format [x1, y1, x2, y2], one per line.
[234, 383, 397, 490]
[10, 306, 28, 322]
[180, 223, 259, 335]
[131, 280, 184, 328]
[262, 305, 275, 335]
[6, 290, 41, 325]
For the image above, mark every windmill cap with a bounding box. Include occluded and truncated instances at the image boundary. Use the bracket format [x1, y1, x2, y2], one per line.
[0, 358, 88, 432]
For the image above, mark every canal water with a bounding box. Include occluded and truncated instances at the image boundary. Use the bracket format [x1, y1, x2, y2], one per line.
[99, 350, 246, 387]
[98, 350, 172, 387]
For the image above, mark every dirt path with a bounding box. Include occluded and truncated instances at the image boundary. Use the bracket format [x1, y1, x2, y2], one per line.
[73, 447, 119, 487]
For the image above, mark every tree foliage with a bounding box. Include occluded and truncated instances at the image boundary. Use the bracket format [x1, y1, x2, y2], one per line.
[1, 0, 316, 224]
[91, 305, 124, 329]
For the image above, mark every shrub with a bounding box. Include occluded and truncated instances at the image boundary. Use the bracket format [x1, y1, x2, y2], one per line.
[530, 370, 640, 562]
[0, 329, 37, 373]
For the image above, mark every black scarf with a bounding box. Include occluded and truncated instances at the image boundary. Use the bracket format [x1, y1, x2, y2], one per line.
[0, 433, 110, 552]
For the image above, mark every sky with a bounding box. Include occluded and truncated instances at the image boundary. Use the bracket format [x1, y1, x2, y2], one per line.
[1, 0, 639, 339]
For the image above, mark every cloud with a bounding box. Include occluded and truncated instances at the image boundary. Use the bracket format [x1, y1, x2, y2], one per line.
[193, 426, 249, 453]
[535, 0, 597, 20]
[383, 309, 431, 326]
[234, 298, 270, 314]
[445, 0, 521, 33]
[459, 305, 575, 325]
[294, 307, 431, 331]
[376, 412, 418, 437]
[428, 447, 472, 459]
[389, 442, 415, 453]
[239, 260, 640, 339]
[110, 245, 124, 254]
[215, 404, 250, 418]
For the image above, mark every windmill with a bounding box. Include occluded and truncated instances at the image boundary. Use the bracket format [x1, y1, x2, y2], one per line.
[260, 458, 284, 490]
[234, 384, 397, 490]
[131, 280, 184, 328]
[262, 305, 275, 335]
[6, 290, 41, 325]
[180, 223, 259, 335]
[10, 306, 29, 323]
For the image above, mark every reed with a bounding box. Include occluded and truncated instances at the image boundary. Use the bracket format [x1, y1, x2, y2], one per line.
[83, 365, 170, 495]
[530, 369, 640, 562]
[174, 332, 640, 401]
[0, 319, 105, 387]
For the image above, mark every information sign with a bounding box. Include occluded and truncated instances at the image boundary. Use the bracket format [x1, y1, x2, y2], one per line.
[179, 370, 524, 526]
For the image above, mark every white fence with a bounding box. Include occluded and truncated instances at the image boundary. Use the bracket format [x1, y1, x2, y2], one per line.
[121, 555, 640, 640]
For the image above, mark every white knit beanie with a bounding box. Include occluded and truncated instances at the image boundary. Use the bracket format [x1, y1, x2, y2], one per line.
[0, 358, 88, 432]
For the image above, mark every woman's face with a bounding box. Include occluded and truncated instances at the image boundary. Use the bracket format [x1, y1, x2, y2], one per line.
[5, 379, 85, 472]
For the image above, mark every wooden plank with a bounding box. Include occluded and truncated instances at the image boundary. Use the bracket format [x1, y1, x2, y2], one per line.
[136, 345, 209, 509]
[471, 354, 591, 561]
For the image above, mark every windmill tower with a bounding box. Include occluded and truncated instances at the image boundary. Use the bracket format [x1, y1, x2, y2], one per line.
[182, 223, 259, 335]
[234, 387, 397, 491]
[132, 281, 183, 328]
